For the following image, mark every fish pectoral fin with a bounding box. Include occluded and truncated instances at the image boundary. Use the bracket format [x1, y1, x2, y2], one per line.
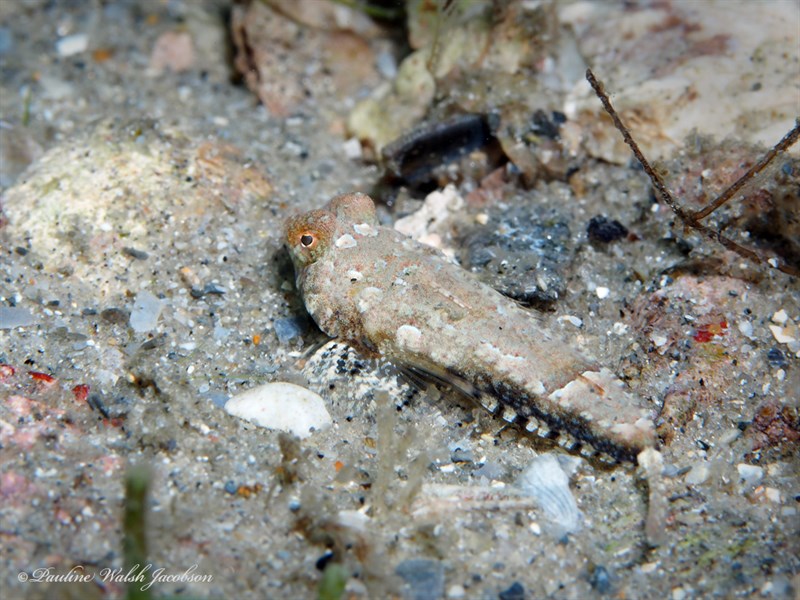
[302, 337, 339, 360]
[397, 363, 479, 399]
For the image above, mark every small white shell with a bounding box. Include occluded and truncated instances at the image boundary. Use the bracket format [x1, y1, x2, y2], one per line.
[516, 454, 581, 536]
[225, 382, 332, 439]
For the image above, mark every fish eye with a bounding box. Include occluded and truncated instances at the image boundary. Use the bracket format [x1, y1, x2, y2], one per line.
[300, 233, 315, 248]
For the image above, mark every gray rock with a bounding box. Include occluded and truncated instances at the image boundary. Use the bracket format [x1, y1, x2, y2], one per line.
[396, 559, 445, 600]
[460, 200, 572, 309]
[274, 315, 309, 343]
[0, 306, 37, 329]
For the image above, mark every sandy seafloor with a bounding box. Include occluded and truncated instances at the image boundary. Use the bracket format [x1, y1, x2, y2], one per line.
[0, 1, 798, 599]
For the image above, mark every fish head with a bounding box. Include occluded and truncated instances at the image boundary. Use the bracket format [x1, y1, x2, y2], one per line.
[284, 208, 338, 272]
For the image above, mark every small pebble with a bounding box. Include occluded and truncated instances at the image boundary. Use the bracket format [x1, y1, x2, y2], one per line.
[206, 392, 229, 409]
[315, 550, 335, 571]
[150, 30, 195, 73]
[100, 307, 128, 325]
[342, 138, 362, 160]
[737, 320, 755, 339]
[129, 290, 162, 332]
[203, 283, 226, 295]
[225, 382, 332, 439]
[274, 316, 308, 343]
[596, 286, 610, 299]
[589, 565, 612, 594]
[650, 332, 668, 347]
[224, 480, 238, 494]
[0, 306, 37, 329]
[685, 463, 710, 485]
[56, 33, 88, 56]
[587, 215, 628, 243]
[498, 581, 525, 600]
[766, 348, 787, 368]
[671, 586, 687, 600]
[530, 109, 561, 139]
[86, 394, 111, 418]
[472, 461, 505, 480]
[395, 559, 444, 600]
[661, 463, 681, 478]
[640, 562, 658, 574]
[611, 322, 628, 335]
[450, 449, 474, 463]
[122, 246, 149, 260]
[446, 584, 465, 599]
[737, 464, 763, 486]
[764, 487, 781, 503]
[558, 315, 583, 328]
[718, 429, 741, 446]
[769, 323, 797, 344]
[376, 49, 397, 79]
[213, 325, 230, 341]
[0, 27, 13, 55]
[336, 510, 370, 532]
[771, 309, 789, 325]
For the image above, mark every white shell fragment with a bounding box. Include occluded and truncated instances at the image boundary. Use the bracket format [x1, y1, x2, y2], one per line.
[55, 33, 89, 57]
[516, 454, 581, 537]
[772, 309, 789, 326]
[224, 382, 332, 439]
[768, 310, 800, 356]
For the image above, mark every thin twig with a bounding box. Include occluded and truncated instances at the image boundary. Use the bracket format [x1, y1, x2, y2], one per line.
[585, 68, 799, 277]
[691, 122, 800, 220]
[585, 69, 694, 224]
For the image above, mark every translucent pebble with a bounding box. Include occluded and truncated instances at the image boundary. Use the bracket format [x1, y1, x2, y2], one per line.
[684, 462, 710, 485]
[0, 306, 37, 329]
[274, 316, 305, 343]
[737, 463, 763, 486]
[129, 290, 163, 332]
[213, 325, 230, 341]
[737, 320, 755, 339]
[771, 309, 789, 325]
[0, 27, 13, 55]
[56, 33, 88, 57]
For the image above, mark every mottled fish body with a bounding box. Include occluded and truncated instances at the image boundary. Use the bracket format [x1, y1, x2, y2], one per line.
[285, 193, 656, 462]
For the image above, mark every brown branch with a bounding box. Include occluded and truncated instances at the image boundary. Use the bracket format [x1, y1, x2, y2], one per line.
[585, 68, 800, 278]
[691, 122, 800, 220]
[585, 69, 695, 225]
